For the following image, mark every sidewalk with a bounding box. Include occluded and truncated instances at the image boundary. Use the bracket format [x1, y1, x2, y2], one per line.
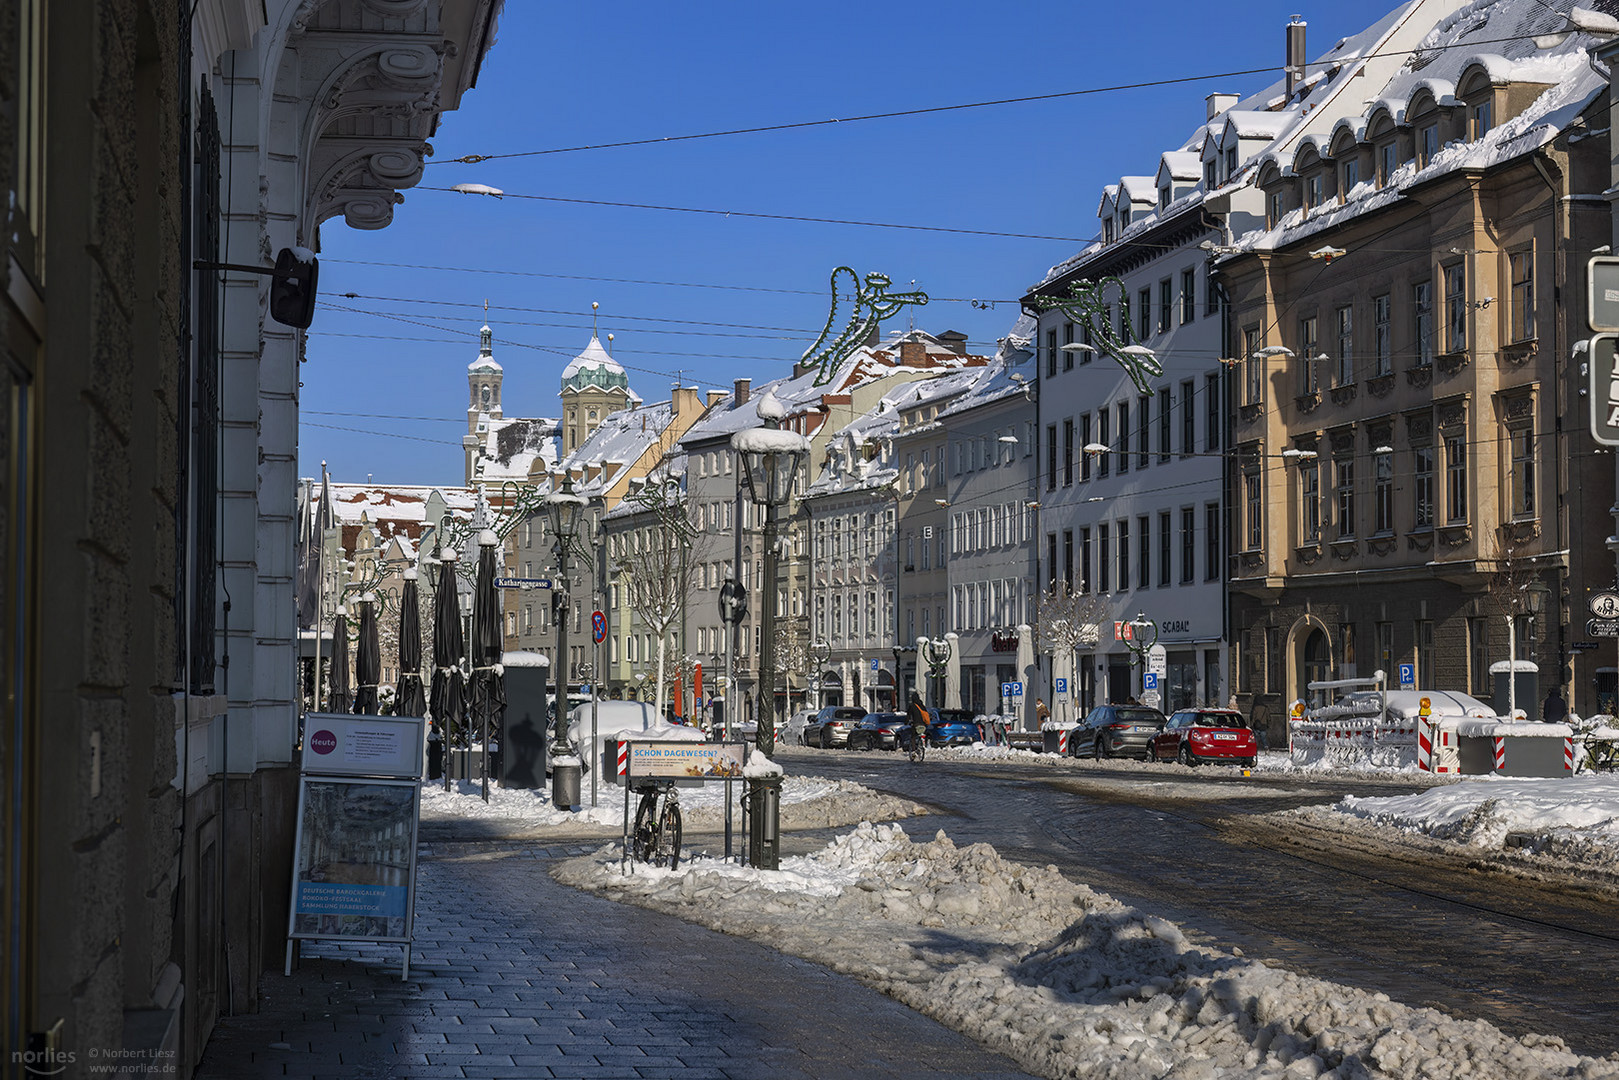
[195, 827, 1036, 1080]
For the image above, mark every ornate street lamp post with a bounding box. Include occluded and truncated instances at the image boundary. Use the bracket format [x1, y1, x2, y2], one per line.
[547, 476, 587, 810]
[921, 636, 951, 706]
[731, 391, 809, 870]
[1122, 611, 1160, 704]
[810, 639, 831, 710]
[1505, 580, 1550, 718]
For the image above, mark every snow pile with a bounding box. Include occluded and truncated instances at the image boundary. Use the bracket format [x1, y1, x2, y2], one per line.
[557, 822, 1615, 1079]
[1329, 775, 1619, 863]
[418, 775, 924, 833]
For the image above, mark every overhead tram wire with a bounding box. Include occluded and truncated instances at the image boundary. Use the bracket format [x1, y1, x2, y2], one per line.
[428, 31, 1549, 167]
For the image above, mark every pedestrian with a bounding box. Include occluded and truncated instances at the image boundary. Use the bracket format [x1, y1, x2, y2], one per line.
[1035, 698, 1051, 724]
[1542, 686, 1568, 724]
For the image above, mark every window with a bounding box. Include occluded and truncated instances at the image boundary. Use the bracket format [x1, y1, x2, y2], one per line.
[1299, 316, 1319, 394]
[1159, 183, 1171, 210]
[1062, 320, 1075, 370]
[1443, 263, 1467, 353]
[1335, 305, 1354, 386]
[1181, 267, 1196, 324]
[1225, 144, 1238, 178]
[1046, 328, 1058, 379]
[1137, 396, 1150, 468]
[1335, 458, 1355, 538]
[1268, 190, 1284, 229]
[1509, 423, 1535, 519]
[1414, 282, 1434, 366]
[1098, 524, 1111, 591]
[1445, 431, 1467, 523]
[1046, 534, 1058, 592]
[1377, 622, 1394, 676]
[1080, 527, 1092, 593]
[1158, 388, 1172, 462]
[1340, 158, 1359, 198]
[1159, 279, 1173, 333]
[1182, 506, 1196, 583]
[1266, 626, 1282, 694]
[1098, 410, 1110, 477]
[1414, 444, 1435, 528]
[1181, 378, 1195, 456]
[1509, 250, 1534, 342]
[1046, 424, 1057, 491]
[1244, 459, 1263, 550]
[1138, 287, 1152, 340]
[1244, 328, 1263, 405]
[1469, 617, 1489, 696]
[1300, 461, 1320, 542]
[1418, 123, 1439, 167]
[1374, 449, 1394, 533]
[1416, 620, 1433, 686]
[1205, 373, 1221, 450]
[1471, 99, 1492, 139]
[1379, 142, 1398, 187]
[1063, 530, 1074, 590]
[1117, 403, 1130, 474]
[1118, 518, 1130, 589]
[1080, 414, 1092, 481]
[1137, 516, 1151, 589]
[1373, 294, 1392, 377]
[1079, 320, 1094, 360]
[1062, 418, 1074, 487]
[1158, 512, 1172, 587]
[1205, 503, 1221, 581]
[1304, 172, 1324, 210]
[1119, 294, 1130, 341]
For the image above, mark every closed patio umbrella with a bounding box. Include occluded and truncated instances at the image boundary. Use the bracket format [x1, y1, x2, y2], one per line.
[353, 594, 380, 715]
[394, 570, 427, 718]
[328, 607, 352, 715]
[429, 550, 466, 789]
[468, 532, 506, 802]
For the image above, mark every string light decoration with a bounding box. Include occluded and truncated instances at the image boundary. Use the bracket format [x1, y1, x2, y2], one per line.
[799, 267, 929, 386]
[1032, 276, 1165, 395]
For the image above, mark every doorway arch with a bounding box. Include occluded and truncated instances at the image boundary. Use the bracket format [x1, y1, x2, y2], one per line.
[1287, 615, 1334, 708]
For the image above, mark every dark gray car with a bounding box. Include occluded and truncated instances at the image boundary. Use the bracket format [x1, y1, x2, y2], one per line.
[1075, 704, 1168, 760]
[801, 706, 867, 748]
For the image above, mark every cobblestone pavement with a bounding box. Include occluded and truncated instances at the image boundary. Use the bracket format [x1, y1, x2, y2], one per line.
[196, 832, 1035, 1080]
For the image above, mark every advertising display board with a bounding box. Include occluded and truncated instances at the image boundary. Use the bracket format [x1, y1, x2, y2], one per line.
[300, 713, 426, 778]
[625, 740, 746, 780]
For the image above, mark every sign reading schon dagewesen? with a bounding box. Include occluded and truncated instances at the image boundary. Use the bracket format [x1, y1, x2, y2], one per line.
[625, 741, 746, 780]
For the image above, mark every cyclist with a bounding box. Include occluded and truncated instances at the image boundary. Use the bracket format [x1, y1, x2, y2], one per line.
[906, 691, 931, 761]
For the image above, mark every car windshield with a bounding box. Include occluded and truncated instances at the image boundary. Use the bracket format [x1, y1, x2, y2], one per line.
[1114, 709, 1163, 722]
[828, 708, 865, 719]
[1193, 712, 1244, 727]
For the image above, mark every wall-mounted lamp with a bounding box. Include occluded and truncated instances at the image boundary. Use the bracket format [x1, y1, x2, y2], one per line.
[998, 435, 1019, 444]
[1082, 442, 1111, 456]
[1251, 345, 1295, 359]
[934, 498, 950, 507]
[1060, 343, 1096, 355]
[1309, 245, 1347, 264]
[1281, 448, 1319, 462]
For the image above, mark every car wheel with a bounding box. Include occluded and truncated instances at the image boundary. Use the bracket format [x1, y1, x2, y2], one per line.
[1179, 744, 1195, 767]
[1148, 743, 1160, 763]
[1092, 734, 1105, 760]
[1244, 756, 1258, 769]
[820, 728, 832, 750]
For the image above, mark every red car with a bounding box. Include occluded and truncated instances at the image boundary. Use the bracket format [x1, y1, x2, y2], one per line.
[1149, 709, 1258, 767]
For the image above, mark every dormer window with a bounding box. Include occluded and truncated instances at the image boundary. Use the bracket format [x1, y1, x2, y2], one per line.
[1104, 218, 1115, 243]
[1204, 160, 1218, 188]
[1378, 142, 1398, 187]
[1304, 173, 1323, 211]
[1159, 184, 1171, 210]
[1340, 159, 1358, 201]
[1470, 99, 1492, 140]
[1224, 145, 1238, 178]
[1418, 123, 1439, 167]
[1268, 190, 1283, 229]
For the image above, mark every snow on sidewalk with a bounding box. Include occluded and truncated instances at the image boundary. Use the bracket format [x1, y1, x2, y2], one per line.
[555, 822, 1616, 1080]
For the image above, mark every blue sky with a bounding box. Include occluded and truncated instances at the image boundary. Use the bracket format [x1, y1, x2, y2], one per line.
[300, 0, 1403, 489]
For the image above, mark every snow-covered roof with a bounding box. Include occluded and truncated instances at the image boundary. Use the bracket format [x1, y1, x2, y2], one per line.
[1158, 151, 1202, 182]
[473, 415, 561, 486]
[1117, 176, 1157, 204]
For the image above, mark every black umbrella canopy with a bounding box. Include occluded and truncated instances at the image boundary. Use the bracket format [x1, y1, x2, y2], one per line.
[394, 572, 427, 717]
[353, 596, 380, 715]
[428, 552, 466, 745]
[328, 609, 352, 715]
[469, 537, 507, 754]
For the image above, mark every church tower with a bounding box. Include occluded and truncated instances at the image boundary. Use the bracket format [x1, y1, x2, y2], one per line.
[464, 319, 503, 483]
[559, 310, 631, 454]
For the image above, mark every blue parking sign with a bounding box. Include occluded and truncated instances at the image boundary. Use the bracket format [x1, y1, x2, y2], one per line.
[1055, 677, 1068, 693]
[1398, 663, 1415, 689]
[1143, 673, 1159, 690]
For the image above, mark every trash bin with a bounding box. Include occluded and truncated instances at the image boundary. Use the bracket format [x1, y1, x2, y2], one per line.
[552, 762, 581, 811]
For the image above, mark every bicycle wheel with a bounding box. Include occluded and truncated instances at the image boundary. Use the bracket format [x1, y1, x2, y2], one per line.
[655, 800, 682, 870]
[632, 792, 660, 864]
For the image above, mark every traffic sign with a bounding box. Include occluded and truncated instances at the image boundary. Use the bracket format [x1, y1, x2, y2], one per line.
[1589, 618, 1619, 638]
[1143, 672, 1159, 691]
[591, 610, 606, 644]
[1054, 677, 1068, 694]
[1590, 333, 1619, 446]
[1398, 663, 1415, 689]
[1591, 592, 1619, 620]
[495, 576, 552, 590]
[871, 658, 879, 671]
[1589, 257, 1619, 331]
[1011, 681, 1023, 695]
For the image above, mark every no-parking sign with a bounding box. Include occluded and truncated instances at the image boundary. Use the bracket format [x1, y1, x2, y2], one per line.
[591, 610, 606, 644]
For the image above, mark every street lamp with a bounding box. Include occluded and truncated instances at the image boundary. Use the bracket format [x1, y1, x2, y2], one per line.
[546, 475, 587, 810]
[810, 639, 831, 710]
[1122, 611, 1160, 704]
[732, 390, 810, 871]
[1505, 579, 1551, 718]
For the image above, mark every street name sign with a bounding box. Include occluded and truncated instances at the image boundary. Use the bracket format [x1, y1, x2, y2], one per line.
[495, 576, 552, 590]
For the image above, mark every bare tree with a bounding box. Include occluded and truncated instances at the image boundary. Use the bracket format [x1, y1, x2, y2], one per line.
[1030, 583, 1109, 724]
[616, 477, 700, 717]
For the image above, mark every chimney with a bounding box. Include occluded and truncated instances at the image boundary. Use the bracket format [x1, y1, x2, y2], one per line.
[734, 378, 750, 405]
[899, 340, 929, 368]
[672, 386, 698, 417]
[938, 330, 969, 357]
[706, 390, 725, 409]
[1285, 16, 1307, 101]
[1205, 92, 1239, 121]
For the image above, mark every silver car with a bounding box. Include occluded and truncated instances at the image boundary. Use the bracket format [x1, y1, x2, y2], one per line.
[801, 706, 867, 748]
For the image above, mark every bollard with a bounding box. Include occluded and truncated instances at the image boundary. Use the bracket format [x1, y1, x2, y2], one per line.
[748, 775, 781, 870]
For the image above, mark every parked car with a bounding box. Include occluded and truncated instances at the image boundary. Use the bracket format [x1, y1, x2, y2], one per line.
[1149, 709, 1258, 767]
[1076, 704, 1168, 760]
[781, 709, 818, 746]
[802, 706, 867, 748]
[848, 712, 909, 751]
[930, 708, 984, 747]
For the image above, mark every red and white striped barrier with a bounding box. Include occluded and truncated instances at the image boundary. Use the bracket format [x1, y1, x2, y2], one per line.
[1058, 730, 1069, 756]
[616, 740, 629, 777]
[1417, 720, 1433, 772]
[1565, 737, 1575, 772]
[1493, 736, 1506, 772]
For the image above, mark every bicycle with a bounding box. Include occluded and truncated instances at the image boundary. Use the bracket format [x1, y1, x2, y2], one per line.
[907, 726, 928, 764]
[631, 779, 683, 869]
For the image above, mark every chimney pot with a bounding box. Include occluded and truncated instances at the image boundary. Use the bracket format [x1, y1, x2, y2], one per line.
[734, 378, 751, 405]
